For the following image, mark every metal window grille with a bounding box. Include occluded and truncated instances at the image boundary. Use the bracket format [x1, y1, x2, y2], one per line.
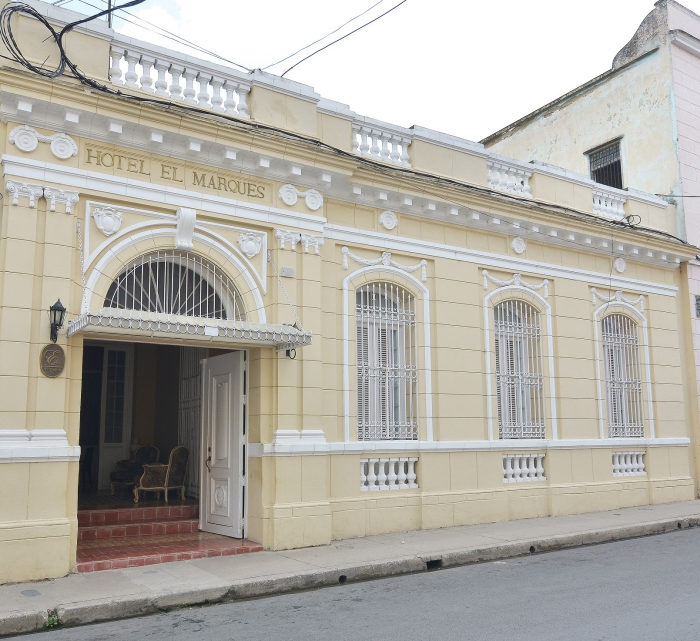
[104, 251, 246, 320]
[356, 283, 418, 440]
[695, 295, 700, 318]
[589, 142, 623, 189]
[602, 314, 644, 437]
[494, 300, 545, 439]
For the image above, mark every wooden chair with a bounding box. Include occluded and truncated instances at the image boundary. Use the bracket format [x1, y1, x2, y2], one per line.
[133, 445, 189, 503]
[109, 445, 159, 495]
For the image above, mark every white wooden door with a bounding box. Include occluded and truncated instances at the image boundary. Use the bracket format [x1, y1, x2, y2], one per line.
[200, 351, 246, 538]
[98, 344, 134, 489]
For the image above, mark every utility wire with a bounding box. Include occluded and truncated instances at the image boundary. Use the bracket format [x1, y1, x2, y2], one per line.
[281, 0, 407, 77]
[262, 0, 386, 71]
[73, 0, 252, 72]
[0, 2, 689, 257]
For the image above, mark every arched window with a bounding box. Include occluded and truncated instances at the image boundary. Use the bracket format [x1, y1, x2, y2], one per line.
[494, 300, 545, 439]
[601, 314, 644, 437]
[104, 251, 246, 320]
[356, 283, 418, 441]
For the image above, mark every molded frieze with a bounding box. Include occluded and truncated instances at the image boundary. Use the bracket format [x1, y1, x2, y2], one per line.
[278, 184, 324, 211]
[9, 124, 78, 160]
[43, 187, 79, 214]
[378, 210, 398, 230]
[342, 246, 427, 281]
[6, 180, 43, 207]
[483, 269, 549, 298]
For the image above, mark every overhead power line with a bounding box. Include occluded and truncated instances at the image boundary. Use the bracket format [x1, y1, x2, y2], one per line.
[262, 0, 386, 71]
[281, 0, 408, 77]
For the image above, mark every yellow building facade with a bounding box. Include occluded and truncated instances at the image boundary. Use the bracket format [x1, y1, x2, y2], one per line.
[0, 0, 698, 584]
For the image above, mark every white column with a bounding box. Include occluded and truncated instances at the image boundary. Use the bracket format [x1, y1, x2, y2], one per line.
[124, 51, 140, 89]
[168, 64, 184, 100]
[183, 70, 197, 105]
[139, 55, 155, 92]
[196, 73, 212, 108]
[109, 46, 124, 85]
[154, 60, 170, 97]
[223, 80, 238, 114]
[237, 84, 251, 118]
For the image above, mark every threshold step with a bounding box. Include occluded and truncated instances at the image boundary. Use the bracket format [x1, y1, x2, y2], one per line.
[78, 517, 199, 541]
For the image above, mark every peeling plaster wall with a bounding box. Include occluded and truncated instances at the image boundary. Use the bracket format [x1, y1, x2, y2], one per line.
[485, 50, 679, 211]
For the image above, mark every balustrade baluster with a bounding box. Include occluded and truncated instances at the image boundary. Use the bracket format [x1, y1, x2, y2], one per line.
[379, 132, 391, 162]
[139, 55, 155, 92]
[504, 455, 513, 482]
[168, 64, 184, 100]
[352, 127, 360, 154]
[210, 76, 224, 111]
[223, 80, 238, 114]
[400, 138, 411, 166]
[237, 85, 251, 119]
[535, 454, 545, 479]
[197, 73, 212, 108]
[124, 51, 140, 89]
[397, 458, 408, 488]
[360, 127, 371, 156]
[407, 458, 418, 488]
[154, 60, 170, 97]
[377, 458, 388, 489]
[387, 459, 398, 488]
[109, 46, 124, 85]
[367, 459, 378, 490]
[182, 70, 197, 105]
[527, 455, 536, 479]
[612, 453, 620, 475]
[370, 130, 381, 159]
[390, 135, 402, 164]
[512, 456, 522, 481]
[360, 460, 368, 491]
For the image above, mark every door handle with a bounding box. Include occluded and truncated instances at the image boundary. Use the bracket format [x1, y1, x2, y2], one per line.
[205, 456, 211, 473]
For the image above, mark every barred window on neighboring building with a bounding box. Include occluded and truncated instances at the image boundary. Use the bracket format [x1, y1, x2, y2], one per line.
[589, 142, 623, 190]
[356, 283, 418, 441]
[494, 300, 545, 439]
[602, 314, 644, 438]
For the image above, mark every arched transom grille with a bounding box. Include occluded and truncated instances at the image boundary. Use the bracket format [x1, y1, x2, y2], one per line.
[494, 300, 545, 439]
[601, 314, 644, 437]
[356, 283, 418, 441]
[104, 251, 246, 321]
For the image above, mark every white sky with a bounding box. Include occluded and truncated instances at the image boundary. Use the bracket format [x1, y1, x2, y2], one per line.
[65, 0, 700, 142]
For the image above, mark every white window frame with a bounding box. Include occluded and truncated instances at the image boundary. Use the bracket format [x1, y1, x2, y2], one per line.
[356, 282, 418, 441]
[484, 287, 558, 441]
[343, 266, 433, 442]
[593, 302, 655, 439]
[493, 299, 546, 439]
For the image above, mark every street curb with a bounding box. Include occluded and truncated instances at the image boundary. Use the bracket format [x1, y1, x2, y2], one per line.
[2, 515, 699, 637]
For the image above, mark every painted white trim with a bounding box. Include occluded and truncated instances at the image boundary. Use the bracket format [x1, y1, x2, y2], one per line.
[248, 436, 690, 457]
[325, 224, 679, 296]
[83, 200, 268, 293]
[592, 300, 656, 440]
[83, 227, 267, 323]
[342, 265, 433, 443]
[0, 430, 80, 463]
[1, 154, 327, 233]
[483, 285, 558, 441]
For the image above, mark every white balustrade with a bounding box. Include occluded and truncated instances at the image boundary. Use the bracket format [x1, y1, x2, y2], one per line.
[612, 451, 646, 476]
[109, 43, 251, 120]
[487, 161, 533, 198]
[502, 453, 546, 483]
[592, 189, 626, 219]
[361, 458, 419, 490]
[352, 123, 411, 167]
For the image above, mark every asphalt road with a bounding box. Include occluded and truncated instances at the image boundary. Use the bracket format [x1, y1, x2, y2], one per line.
[20, 528, 700, 641]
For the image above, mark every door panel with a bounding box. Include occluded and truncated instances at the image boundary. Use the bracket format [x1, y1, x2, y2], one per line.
[201, 351, 245, 537]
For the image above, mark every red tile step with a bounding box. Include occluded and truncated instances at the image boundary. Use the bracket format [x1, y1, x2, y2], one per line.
[78, 516, 199, 541]
[77, 504, 198, 526]
[76, 532, 263, 573]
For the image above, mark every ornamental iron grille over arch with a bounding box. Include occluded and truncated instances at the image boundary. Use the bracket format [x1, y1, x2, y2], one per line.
[494, 300, 545, 439]
[105, 251, 246, 321]
[356, 282, 418, 441]
[601, 313, 644, 437]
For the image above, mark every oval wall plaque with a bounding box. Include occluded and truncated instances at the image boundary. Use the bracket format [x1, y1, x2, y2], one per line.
[40, 344, 65, 378]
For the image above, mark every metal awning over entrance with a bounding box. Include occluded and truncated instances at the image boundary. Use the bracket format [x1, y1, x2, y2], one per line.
[67, 308, 312, 351]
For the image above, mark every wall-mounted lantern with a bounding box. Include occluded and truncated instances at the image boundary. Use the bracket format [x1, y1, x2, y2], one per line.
[49, 299, 66, 343]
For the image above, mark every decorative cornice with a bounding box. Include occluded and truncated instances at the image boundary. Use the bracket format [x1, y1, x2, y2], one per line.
[278, 184, 324, 211]
[9, 124, 78, 160]
[483, 269, 549, 298]
[591, 288, 645, 312]
[342, 246, 427, 281]
[43, 186, 79, 214]
[5, 179, 43, 207]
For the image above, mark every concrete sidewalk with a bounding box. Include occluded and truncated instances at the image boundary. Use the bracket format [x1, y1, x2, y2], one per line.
[3, 501, 700, 637]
